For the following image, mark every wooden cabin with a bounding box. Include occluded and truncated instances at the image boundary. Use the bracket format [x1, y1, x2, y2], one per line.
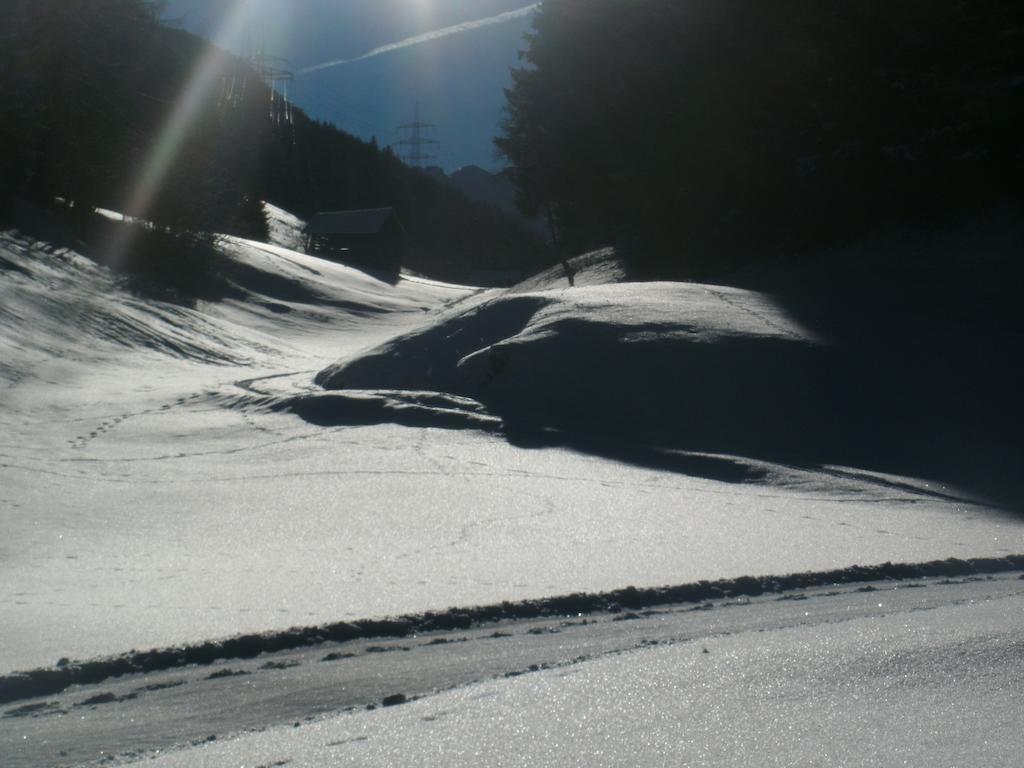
[305, 208, 405, 274]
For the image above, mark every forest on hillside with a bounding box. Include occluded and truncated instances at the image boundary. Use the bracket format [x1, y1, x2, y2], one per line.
[497, 0, 1023, 277]
[0, 0, 548, 281]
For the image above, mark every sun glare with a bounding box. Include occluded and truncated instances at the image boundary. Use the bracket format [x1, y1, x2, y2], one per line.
[104, 1, 252, 267]
[408, 0, 439, 27]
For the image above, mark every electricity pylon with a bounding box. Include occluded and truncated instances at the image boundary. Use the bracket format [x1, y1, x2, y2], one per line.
[393, 104, 439, 167]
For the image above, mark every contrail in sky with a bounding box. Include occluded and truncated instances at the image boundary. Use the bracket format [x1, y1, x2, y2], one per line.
[301, 3, 540, 74]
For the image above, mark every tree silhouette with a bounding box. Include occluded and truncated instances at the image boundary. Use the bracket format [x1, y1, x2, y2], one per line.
[497, 0, 1023, 276]
[2, 0, 549, 282]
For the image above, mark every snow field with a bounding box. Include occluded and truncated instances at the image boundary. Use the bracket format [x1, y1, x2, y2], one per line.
[2, 216, 1019, 678]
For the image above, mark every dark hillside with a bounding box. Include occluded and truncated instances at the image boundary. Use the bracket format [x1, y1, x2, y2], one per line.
[259, 118, 548, 279]
[0, 0, 548, 281]
[1, 1, 267, 238]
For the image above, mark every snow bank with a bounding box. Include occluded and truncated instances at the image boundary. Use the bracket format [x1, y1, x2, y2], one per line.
[311, 210, 1024, 509]
[3, 554, 1019, 706]
[509, 247, 628, 291]
[112, 587, 1024, 768]
[272, 389, 503, 432]
[314, 281, 827, 456]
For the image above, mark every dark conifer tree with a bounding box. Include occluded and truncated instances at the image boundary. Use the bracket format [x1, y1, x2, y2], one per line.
[497, 0, 1023, 277]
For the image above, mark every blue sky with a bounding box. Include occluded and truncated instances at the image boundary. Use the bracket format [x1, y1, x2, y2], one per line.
[162, 0, 538, 171]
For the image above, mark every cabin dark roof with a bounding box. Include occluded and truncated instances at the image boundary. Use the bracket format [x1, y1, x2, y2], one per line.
[306, 208, 396, 236]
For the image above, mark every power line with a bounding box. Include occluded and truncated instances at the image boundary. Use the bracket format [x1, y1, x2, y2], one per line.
[250, 53, 295, 128]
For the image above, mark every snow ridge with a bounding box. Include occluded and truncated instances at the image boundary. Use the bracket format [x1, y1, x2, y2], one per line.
[2, 555, 1020, 706]
[314, 283, 827, 455]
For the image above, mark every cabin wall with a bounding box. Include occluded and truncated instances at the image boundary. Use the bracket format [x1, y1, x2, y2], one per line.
[308, 232, 402, 274]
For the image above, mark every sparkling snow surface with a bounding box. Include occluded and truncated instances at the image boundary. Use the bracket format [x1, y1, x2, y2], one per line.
[124, 594, 1024, 768]
[1, 228, 1017, 673]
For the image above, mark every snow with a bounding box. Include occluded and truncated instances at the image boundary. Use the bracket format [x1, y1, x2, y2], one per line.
[114, 585, 1024, 768]
[8, 394, 1012, 675]
[1, 218, 1020, 681]
[262, 202, 308, 253]
[313, 278, 825, 448]
[509, 247, 628, 291]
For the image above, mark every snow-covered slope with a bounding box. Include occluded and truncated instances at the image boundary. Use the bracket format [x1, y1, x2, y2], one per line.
[313, 280, 827, 455]
[1, 214, 1019, 677]
[315, 212, 1024, 509]
[1, 212, 1022, 767]
[0, 227, 465, 383]
[0, 231, 253, 378]
[508, 247, 628, 291]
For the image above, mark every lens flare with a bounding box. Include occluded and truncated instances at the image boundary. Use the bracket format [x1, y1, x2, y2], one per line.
[105, 0, 252, 267]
